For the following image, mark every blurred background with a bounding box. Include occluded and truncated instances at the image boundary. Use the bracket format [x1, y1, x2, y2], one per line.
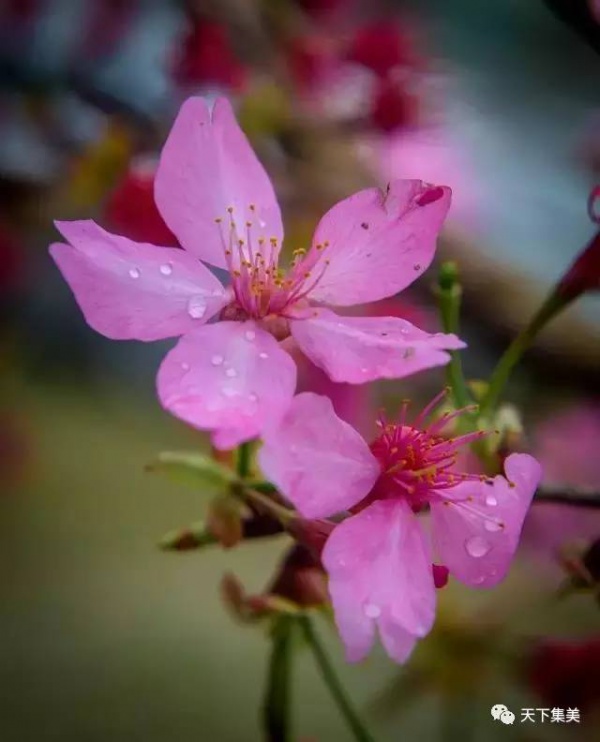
[1, 1, 599, 740]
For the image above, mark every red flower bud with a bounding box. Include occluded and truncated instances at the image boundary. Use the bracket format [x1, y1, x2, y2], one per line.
[555, 186, 600, 300]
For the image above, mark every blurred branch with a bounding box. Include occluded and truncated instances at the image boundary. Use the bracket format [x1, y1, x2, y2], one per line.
[534, 485, 600, 508]
[263, 615, 296, 742]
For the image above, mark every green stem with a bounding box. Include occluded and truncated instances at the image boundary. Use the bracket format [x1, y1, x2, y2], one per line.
[236, 441, 252, 479]
[436, 263, 471, 410]
[298, 616, 377, 742]
[263, 615, 296, 742]
[479, 291, 568, 418]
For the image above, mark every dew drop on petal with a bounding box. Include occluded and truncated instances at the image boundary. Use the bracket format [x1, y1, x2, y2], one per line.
[211, 355, 224, 366]
[249, 393, 258, 402]
[485, 494, 498, 507]
[188, 296, 207, 319]
[181, 362, 190, 371]
[222, 387, 237, 398]
[259, 219, 266, 228]
[484, 519, 502, 533]
[129, 267, 140, 279]
[363, 603, 381, 619]
[259, 352, 268, 359]
[465, 536, 491, 558]
[245, 330, 256, 341]
[160, 263, 172, 276]
[225, 367, 237, 378]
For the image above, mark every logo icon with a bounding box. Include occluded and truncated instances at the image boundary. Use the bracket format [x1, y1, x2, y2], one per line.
[491, 704, 515, 724]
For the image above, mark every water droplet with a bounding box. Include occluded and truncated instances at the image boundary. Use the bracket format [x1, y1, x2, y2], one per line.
[188, 296, 206, 319]
[160, 263, 172, 276]
[222, 387, 237, 398]
[465, 536, 491, 558]
[245, 330, 256, 341]
[259, 352, 268, 359]
[473, 576, 485, 585]
[181, 362, 190, 371]
[225, 368, 237, 378]
[361, 367, 369, 373]
[484, 519, 502, 533]
[129, 267, 140, 279]
[249, 393, 258, 402]
[485, 494, 497, 507]
[211, 355, 224, 366]
[259, 219, 266, 228]
[363, 603, 381, 619]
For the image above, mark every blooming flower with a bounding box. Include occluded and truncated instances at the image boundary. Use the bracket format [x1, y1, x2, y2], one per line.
[50, 96, 461, 448]
[259, 391, 542, 663]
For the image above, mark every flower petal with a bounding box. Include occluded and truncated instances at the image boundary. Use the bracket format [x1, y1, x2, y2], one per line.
[291, 308, 464, 384]
[157, 322, 296, 449]
[154, 97, 283, 269]
[323, 500, 436, 663]
[430, 453, 542, 588]
[306, 179, 451, 306]
[50, 220, 227, 341]
[259, 393, 379, 519]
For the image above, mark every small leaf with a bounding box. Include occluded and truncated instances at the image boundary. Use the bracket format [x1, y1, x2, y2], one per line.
[207, 495, 244, 548]
[146, 451, 237, 491]
[159, 521, 217, 551]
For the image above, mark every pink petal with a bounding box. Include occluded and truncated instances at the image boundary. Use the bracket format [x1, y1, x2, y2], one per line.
[258, 393, 380, 519]
[323, 500, 436, 663]
[291, 309, 464, 384]
[377, 615, 420, 664]
[157, 322, 296, 449]
[306, 179, 451, 306]
[50, 220, 227, 341]
[154, 97, 283, 269]
[430, 453, 542, 588]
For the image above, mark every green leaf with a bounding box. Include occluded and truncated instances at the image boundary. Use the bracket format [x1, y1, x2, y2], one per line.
[146, 451, 237, 491]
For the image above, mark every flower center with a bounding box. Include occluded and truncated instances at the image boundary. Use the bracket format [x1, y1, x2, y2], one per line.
[214, 205, 330, 324]
[365, 391, 487, 511]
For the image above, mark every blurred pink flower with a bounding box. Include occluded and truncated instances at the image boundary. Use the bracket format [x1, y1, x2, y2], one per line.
[260, 392, 541, 663]
[171, 17, 246, 91]
[50, 96, 461, 449]
[346, 21, 421, 80]
[521, 403, 600, 560]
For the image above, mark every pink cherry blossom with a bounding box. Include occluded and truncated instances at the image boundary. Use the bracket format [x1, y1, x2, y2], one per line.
[259, 391, 542, 663]
[50, 96, 462, 448]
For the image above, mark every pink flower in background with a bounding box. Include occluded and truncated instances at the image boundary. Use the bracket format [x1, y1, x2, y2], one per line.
[172, 17, 246, 92]
[50, 96, 461, 449]
[260, 392, 541, 663]
[521, 403, 600, 561]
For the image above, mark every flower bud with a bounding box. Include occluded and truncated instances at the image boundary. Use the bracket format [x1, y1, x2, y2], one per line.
[287, 517, 334, 558]
[555, 186, 600, 301]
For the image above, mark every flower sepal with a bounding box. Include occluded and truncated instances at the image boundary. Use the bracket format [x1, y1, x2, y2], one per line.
[146, 450, 238, 491]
